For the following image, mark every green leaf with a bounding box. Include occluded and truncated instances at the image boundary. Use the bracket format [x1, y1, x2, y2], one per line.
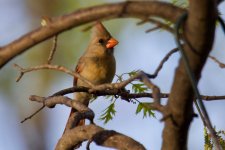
[217, 130, 225, 149]
[99, 103, 116, 124]
[115, 74, 123, 82]
[204, 127, 225, 149]
[204, 127, 213, 150]
[128, 70, 139, 77]
[135, 103, 155, 118]
[132, 83, 148, 93]
[171, 0, 188, 7]
[136, 103, 143, 114]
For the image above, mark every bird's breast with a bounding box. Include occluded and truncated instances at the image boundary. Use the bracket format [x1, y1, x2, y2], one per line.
[78, 56, 116, 86]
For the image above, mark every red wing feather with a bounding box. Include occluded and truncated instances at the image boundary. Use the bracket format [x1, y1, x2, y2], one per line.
[73, 57, 85, 86]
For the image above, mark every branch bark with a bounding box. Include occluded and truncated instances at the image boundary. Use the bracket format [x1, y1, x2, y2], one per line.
[162, 0, 217, 150]
[55, 124, 146, 150]
[0, 1, 185, 69]
[28, 95, 146, 150]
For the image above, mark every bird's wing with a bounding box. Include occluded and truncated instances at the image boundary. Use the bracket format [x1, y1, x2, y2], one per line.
[73, 56, 85, 86]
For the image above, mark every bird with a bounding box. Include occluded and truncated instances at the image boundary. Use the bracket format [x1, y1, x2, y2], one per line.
[64, 22, 118, 133]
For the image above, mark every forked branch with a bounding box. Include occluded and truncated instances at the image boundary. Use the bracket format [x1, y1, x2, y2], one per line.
[56, 125, 146, 150]
[29, 93, 146, 150]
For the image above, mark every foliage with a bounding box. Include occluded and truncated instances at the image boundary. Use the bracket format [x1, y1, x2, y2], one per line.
[136, 102, 155, 118]
[117, 70, 149, 93]
[99, 70, 155, 123]
[132, 83, 148, 93]
[100, 101, 116, 124]
[204, 127, 225, 150]
[171, 0, 188, 7]
[204, 127, 213, 150]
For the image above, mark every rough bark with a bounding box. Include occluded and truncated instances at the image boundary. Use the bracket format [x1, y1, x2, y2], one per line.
[162, 0, 217, 150]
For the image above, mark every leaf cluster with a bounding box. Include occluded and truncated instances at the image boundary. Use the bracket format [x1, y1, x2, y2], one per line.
[136, 102, 155, 118]
[100, 102, 116, 124]
[204, 127, 225, 150]
[99, 70, 155, 124]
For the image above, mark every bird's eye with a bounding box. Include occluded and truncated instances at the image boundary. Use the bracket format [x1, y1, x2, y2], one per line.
[98, 39, 104, 44]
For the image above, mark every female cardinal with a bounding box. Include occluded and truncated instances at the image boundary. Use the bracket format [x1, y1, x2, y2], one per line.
[64, 22, 118, 132]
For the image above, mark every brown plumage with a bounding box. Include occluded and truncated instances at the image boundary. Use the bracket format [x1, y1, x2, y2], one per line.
[64, 22, 118, 133]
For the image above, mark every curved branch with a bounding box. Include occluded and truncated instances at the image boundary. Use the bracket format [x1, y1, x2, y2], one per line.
[29, 95, 95, 126]
[55, 124, 146, 150]
[14, 63, 94, 88]
[162, 0, 218, 150]
[0, 1, 185, 69]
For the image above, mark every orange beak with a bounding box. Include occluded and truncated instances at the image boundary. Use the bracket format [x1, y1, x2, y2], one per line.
[106, 38, 119, 49]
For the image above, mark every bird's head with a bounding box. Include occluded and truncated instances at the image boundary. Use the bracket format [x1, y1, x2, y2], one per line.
[86, 22, 118, 57]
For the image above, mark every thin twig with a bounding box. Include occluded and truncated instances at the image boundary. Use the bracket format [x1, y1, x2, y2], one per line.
[47, 35, 58, 64]
[137, 18, 174, 33]
[209, 55, 225, 68]
[82, 23, 95, 32]
[145, 26, 161, 33]
[147, 47, 179, 78]
[42, 16, 58, 64]
[13, 63, 94, 88]
[140, 72, 161, 103]
[89, 71, 143, 92]
[20, 105, 45, 123]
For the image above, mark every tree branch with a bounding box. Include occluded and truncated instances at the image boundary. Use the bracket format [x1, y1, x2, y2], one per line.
[147, 47, 179, 78]
[209, 55, 225, 68]
[0, 1, 185, 69]
[162, 0, 218, 149]
[55, 124, 146, 150]
[50, 86, 225, 101]
[14, 63, 94, 88]
[29, 95, 95, 125]
[29, 95, 146, 150]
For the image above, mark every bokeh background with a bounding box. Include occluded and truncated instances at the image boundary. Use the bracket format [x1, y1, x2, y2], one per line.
[0, 0, 225, 150]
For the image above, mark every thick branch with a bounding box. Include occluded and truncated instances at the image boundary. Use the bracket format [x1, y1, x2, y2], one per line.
[29, 95, 146, 150]
[28, 95, 145, 150]
[29, 95, 95, 126]
[0, 1, 185, 69]
[162, 0, 218, 150]
[55, 124, 146, 150]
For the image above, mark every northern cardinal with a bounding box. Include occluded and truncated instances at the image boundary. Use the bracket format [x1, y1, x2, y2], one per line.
[64, 22, 118, 132]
